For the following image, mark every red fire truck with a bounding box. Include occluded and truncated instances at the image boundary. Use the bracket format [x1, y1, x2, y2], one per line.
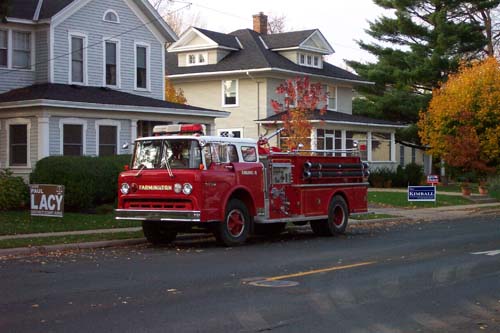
[115, 124, 369, 246]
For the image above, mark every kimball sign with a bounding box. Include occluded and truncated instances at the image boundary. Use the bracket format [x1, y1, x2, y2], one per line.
[30, 184, 65, 217]
[408, 186, 436, 202]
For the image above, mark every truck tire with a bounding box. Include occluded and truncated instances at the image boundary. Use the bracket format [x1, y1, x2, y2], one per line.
[142, 221, 177, 245]
[310, 196, 348, 236]
[216, 199, 250, 246]
[253, 223, 286, 236]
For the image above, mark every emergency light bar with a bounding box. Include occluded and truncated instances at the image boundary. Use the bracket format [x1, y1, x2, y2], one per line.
[153, 124, 205, 136]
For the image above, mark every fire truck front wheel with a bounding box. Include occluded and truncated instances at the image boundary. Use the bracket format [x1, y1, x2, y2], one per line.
[216, 199, 250, 246]
[142, 221, 178, 245]
[310, 196, 348, 236]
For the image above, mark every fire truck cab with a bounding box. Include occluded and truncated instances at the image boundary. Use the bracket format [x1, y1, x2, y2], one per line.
[115, 124, 368, 246]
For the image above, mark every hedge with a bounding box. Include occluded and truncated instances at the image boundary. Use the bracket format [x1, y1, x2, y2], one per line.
[30, 155, 131, 211]
[369, 163, 424, 188]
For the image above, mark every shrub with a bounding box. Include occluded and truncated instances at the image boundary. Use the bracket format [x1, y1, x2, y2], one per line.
[368, 163, 424, 188]
[30, 155, 131, 211]
[0, 169, 29, 210]
[488, 175, 500, 200]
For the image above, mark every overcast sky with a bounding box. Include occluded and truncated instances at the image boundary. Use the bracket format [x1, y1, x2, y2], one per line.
[156, 0, 388, 69]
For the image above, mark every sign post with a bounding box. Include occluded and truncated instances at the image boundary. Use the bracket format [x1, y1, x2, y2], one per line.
[427, 174, 439, 186]
[29, 184, 65, 218]
[408, 185, 436, 202]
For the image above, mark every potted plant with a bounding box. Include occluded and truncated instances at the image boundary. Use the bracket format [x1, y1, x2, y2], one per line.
[461, 182, 472, 196]
[478, 180, 489, 195]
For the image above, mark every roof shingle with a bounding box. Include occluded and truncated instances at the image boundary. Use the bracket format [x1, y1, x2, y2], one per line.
[0, 83, 226, 115]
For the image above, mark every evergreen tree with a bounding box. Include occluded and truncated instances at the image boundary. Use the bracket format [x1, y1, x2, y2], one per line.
[347, 0, 500, 140]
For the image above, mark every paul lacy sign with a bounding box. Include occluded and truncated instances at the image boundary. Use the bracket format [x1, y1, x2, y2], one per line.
[30, 184, 65, 217]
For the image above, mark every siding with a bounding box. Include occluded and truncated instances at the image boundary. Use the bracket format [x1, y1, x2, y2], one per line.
[0, 69, 34, 94]
[52, 0, 165, 99]
[35, 29, 49, 83]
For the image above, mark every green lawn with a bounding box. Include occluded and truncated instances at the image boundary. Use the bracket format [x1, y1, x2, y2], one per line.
[436, 183, 479, 194]
[0, 211, 141, 236]
[369, 191, 473, 208]
[0, 231, 144, 249]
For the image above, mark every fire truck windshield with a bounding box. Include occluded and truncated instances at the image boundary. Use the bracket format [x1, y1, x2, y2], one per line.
[132, 139, 202, 170]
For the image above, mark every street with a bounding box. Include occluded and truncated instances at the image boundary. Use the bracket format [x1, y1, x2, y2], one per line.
[1, 215, 500, 332]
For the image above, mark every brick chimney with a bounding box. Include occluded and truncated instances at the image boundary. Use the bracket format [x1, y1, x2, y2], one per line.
[253, 12, 268, 35]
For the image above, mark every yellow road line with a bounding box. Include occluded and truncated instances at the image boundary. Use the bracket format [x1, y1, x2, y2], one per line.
[266, 261, 377, 281]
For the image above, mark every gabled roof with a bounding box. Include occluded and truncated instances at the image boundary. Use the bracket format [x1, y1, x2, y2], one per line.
[262, 29, 315, 49]
[1, 0, 177, 42]
[258, 110, 406, 128]
[193, 27, 241, 50]
[0, 83, 228, 118]
[167, 29, 367, 84]
[2, 0, 75, 20]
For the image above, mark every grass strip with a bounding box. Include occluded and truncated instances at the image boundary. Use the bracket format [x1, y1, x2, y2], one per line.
[0, 231, 144, 249]
[0, 211, 141, 236]
[369, 191, 473, 208]
[351, 213, 399, 220]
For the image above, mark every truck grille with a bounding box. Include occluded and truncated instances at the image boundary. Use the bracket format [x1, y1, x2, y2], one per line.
[124, 199, 193, 210]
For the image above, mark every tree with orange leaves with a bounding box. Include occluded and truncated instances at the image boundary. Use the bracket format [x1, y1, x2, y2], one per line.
[165, 77, 187, 104]
[418, 57, 500, 176]
[271, 77, 327, 150]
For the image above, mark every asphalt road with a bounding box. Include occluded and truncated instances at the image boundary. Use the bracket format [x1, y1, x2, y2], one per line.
[1, 215, 500, 333]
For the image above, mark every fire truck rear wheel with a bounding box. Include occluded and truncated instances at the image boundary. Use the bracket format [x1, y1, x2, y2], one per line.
[142, 221, 177, 245]
[216, 199, 250, 246]
[310, 196, 348, 236]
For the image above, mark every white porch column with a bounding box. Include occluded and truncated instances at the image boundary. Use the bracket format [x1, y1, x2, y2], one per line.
[341, 130, 346, 156]
[390, 132, 396, 162]
[37, 117, 50, 159]
[367, 131, 372, 162]
[310, 127, 317, 150]
[131, 119, 138, 142]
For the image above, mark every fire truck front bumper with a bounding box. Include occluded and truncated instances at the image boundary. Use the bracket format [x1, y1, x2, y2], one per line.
[115, 209, 201, 222]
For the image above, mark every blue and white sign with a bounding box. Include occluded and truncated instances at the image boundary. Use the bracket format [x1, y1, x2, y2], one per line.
[408, 186, 436, 202]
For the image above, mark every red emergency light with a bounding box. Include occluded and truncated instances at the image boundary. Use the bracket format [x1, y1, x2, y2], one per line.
[153, 124, 205, 136]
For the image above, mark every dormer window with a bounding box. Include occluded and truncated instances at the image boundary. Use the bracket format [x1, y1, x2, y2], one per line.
[103, 9, 119, 23]
[186, 52, 208, 66]
[298, 52, 321, 68]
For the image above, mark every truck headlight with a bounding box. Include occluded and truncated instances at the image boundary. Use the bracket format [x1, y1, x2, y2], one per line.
[182, 183, 193, 195]
[174, 183, 182, 193]
[120, 183, 130, 195]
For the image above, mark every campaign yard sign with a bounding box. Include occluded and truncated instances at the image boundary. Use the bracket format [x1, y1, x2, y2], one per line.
[30, 184, 64, 217]
[408, 186, 436, 202]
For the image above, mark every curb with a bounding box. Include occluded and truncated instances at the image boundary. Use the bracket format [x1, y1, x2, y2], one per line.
[0, 238, 147, 258]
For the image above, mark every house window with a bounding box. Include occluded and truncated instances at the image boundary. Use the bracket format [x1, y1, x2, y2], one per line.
[299, 53, 305, 64]
[71, 36, 85, 84]
[105, 41, 117, 86]
[371, 132, 391, 161]
[222, 79, 238, 106]
[346, 131, 367, 160]
[63, 124, 83, 156]
[307, 55, 312, 65]
[313, 56, 319, 67]
[0, 30, 7, 67]
[9, 124, 28, 166]
[98, 125, 117, 156]
[317, 129, 342, 156]
[135, 44, 148, 89]
[411, 147, 416, 163]
[13, 31, 31, 69]
[103, 10, 119, 23]
[186, 52, 208, 66]
[327, 85, 337, 110]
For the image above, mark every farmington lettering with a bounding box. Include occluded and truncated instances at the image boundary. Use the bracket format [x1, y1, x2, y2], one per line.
[139, 185, 172, 191]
